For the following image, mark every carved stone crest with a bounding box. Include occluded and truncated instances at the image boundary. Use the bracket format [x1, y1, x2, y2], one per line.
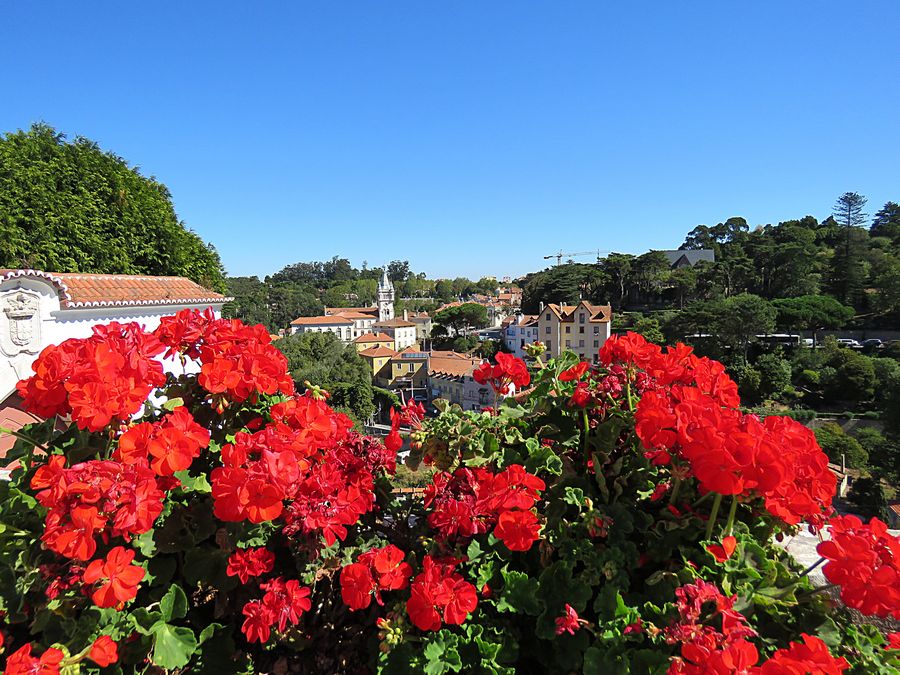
[0, 291, 41, 357]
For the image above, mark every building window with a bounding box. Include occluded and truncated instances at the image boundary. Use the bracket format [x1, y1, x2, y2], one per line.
[520, 339, 525, 348]
[565, 326, 570, 334]
[579, 313, 585, 323]
[593, 326, 600, 335]
[545, 326, 551, 334]
[579, 326, 584, 334]
[545, 313, 551, 320]
[565, 340, 571, 348]
[594, 340, 599, 347]
[409, 363, 414, 372]
[579, 340, 584, 347]
[593, 354, 599, 363]
[546, 340, 551, 351]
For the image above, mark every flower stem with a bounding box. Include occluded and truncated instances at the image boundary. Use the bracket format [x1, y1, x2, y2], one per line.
[582, 408, 590, 461]
[668, 477, 682, 505]
[724, 497, 738, 536]
[705, 493, 723, 541]
[0, 426, 49, 452]
[799, 557, 825, 578]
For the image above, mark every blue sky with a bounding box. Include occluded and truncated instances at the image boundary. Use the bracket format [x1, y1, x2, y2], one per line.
[2, 2, 898, 280]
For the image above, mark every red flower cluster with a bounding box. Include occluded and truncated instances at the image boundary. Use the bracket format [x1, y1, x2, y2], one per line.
[156, 309, 295, 406]
[406, 556, 478, 631]
[340, 545, 413, 610]
[18, 322, 166, 431]
[757, 634, 849, 674]
[559, 361, 590, 382]
[82, 546, 145, 608]
[473, 352, 530, 395]
[817, 515, 900, 619]
[622, 332, 834, 525]
[3, 644, 64, 675]
[227, 547, 275, 584]
[31, 456, 165, 561]
[666, 579, 757, 675]
[241, 578, 312, 643]
[211, 394, 378, 544]
[116, 406, 210, 476]
[424, 465, 544, 551]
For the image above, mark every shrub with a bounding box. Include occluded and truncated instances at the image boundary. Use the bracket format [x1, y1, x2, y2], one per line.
[0, 321, 898, 673]
[814, 423, 870, 470]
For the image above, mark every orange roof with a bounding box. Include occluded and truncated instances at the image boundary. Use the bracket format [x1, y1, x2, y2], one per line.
[0, 269, 228, 308]
[429, 350, 469, 359]
[429, 356, 479, 378]
[325, 306, 377, 316]
[334, 311, 377, 320]
[374, 318, 416, 328]
[290, 315, 353, 326]
[544, 301, 611, 323]
[353, 332, 395, 343]
[359, 346, 398, 358]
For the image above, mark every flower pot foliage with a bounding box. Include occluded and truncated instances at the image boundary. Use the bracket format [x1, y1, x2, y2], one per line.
[0, 312, 898, 674]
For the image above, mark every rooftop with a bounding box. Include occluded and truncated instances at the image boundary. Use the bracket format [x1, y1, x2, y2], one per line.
[353, 332, 395, 344]
[290, 315, 353, 326]
[358, 346, 398, 358]
[374, 318, 416, 328]
[0, 269, 229, 308]
[544, 301, 611, 323]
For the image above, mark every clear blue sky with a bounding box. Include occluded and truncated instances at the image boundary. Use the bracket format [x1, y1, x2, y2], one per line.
[2, 2, 898, 280]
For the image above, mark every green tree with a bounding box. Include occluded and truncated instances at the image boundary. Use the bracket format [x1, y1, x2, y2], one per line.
[846, 476, 889, 522]
[223, 276, 271, 328]
[267, 285, 322, 331]
[772, 295, 854, 339]
[755, 353, 792, 401]
[274, 332, 375, 423]
[814, 422, 869, 469]
[718, 293, 776, 359]
[830, 192, 869, 307]
[434, 303, 489, 336]
[0, 123, 225, 290]
[870, 201, 900, 243]
[522, 263, 610, 313]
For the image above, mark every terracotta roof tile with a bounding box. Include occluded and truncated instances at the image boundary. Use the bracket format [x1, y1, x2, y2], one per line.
[353, 332, 395, 343]
[0, 269, 228, 308]
[374, 318, 416, 328]
[359, 346, 398, 358]
[290, 315, 353, 326]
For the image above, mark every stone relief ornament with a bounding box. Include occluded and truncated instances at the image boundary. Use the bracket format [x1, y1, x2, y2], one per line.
[1, 291, 42, 357]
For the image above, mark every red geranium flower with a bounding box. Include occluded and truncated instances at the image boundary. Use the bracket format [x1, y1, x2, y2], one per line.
[494, 509, 541, 552]
[227, 548, 275, 584]
[758, 634, 849, 674]
[88, 636, 119, 667]
[3, 643, 64, 675]
[82, 546, 145, 608]
[341, 562, 377, 610]
[559, 361, 590, 382]
[706, 536, 737, 563]
[555, 604, 581, 635]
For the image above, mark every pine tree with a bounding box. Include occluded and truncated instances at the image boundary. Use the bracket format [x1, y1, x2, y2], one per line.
[830, 192, 868, 307]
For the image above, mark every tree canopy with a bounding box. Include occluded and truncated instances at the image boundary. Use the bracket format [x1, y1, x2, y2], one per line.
[0, 124, 225, 290]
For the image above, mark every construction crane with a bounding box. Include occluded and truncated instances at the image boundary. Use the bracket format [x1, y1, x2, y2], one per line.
[543, 249, 611, 266]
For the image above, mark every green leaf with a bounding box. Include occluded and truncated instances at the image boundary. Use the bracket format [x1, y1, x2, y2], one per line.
[496, 569, 542, 616]
[162, 397, 185, 411]
[199, 622, 226, 644]
[160, 584, 189, 622]
[151, 622, 198, 670]
[423, 632, 462, 675]
[174, 470, 212, 493]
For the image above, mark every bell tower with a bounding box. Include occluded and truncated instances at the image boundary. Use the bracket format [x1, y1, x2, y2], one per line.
[377, 268, 394, 322]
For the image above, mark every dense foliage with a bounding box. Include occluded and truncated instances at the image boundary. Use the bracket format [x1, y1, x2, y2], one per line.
[1, 316, 900, 674]
[0, 124, 225, 291]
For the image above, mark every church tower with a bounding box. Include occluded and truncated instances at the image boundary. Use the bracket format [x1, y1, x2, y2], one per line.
[377, 268, 394, 322]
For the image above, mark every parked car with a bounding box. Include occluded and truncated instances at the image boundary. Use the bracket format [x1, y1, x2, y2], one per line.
[801, 338, 815, 347]
[861, 338, 883, 349]
[837, 338, 861, 348]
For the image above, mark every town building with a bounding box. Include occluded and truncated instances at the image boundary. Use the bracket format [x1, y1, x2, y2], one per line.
[373, 318, 418, 351]
[536, 301, 612, 363]
[658, 249, 716, 269]
[0, 269, 229, 455]
[406, 311, 432, 343]
[358, 345, 397, 380]
[377, 269, 394, 322]
[382, 347, 429, 398]
[503, 314, 539, 360]
[289, 315, 354, 340]
[428, 351, 496, 411]
[352, 332, 395, 352]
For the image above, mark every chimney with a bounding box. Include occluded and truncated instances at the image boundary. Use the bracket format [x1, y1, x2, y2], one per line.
[403, 309, 408, 321]
[539, 302, 545, 312]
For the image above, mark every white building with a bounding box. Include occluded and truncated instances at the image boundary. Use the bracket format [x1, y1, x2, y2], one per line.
[503, 314, 539, 360]
[289, 315, 354, 340]
[0, 269, 229, 456]
[377, 269, 394, 322]
[373, 318, 418, 351]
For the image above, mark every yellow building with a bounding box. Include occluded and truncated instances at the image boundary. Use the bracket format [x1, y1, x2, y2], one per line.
[383, 347, 429, 394]
[352, 331, 396, 353]
[358, 345, 397, 380]
[536, 301, 612, 363]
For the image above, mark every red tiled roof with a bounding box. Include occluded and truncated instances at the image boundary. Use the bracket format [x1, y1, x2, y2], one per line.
[359, 346, 398, 358]
[290, 315, 353, 326]
[0, 269, 229, 308]
[353, 332, 395, 343]
[544, 301, 611, 323]
[429, 355, 479, 377]
[374, 318, 416, 328]
[325, 306, 378, 316]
